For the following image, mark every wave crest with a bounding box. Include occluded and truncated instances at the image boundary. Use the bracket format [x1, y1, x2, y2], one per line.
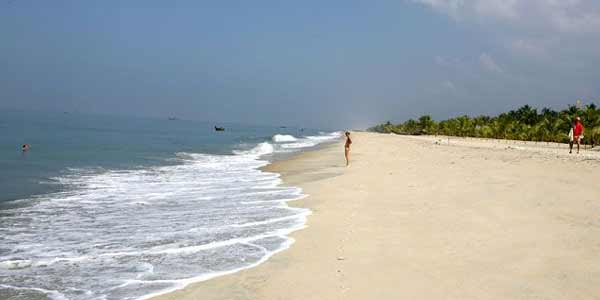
[272, 134, 297, 142]
[233, 142, 274, 157]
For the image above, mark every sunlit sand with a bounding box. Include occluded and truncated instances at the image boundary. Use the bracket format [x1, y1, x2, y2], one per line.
[154, 132, 600, 300]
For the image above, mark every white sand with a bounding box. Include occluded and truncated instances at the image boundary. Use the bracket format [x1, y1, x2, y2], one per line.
[153, 132, 600, 300]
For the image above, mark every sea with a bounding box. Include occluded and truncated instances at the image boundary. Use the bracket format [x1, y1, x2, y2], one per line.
[0, 110, 341, 300]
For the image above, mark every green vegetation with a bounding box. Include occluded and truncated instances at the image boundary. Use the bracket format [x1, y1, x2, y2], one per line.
[369, 104, 600, 146]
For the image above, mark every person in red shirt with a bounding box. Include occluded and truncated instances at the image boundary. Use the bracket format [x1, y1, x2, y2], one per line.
[573, 117, 584, 154]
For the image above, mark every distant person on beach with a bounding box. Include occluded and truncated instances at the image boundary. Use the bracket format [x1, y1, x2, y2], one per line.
[573, 117, 584, 154]
[344, 131, 352, 166]
[568, 122, 575, 154]
[21, 144, 30, 152]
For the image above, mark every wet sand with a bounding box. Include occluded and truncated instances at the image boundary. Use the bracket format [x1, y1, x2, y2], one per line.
[153, 132, 600, 300]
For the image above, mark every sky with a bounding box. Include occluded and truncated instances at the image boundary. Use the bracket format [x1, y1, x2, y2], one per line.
[1, 0, 599, 129]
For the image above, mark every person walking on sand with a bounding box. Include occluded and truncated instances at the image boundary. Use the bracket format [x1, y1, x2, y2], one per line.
[568, 121, 575, 154]
[344, 131, 352, 166]
[573, 117, 584, 154]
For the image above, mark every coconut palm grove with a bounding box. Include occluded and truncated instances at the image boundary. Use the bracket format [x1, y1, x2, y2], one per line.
[369, 103, 600, 147]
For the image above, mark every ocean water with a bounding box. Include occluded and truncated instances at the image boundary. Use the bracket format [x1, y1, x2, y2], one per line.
[0, 110, 340, 300]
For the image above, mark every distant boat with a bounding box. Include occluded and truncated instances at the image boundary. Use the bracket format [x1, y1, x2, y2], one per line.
[214, 126, 225, 132]
[168, 117, 179, 121]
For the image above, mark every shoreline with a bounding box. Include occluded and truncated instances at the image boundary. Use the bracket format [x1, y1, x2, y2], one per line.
[152, 132, 600, 300]
[146, 141, 345, 300]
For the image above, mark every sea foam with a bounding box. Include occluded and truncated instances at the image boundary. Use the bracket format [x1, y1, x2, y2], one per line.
[233, 142, 275, 157]
[272, 134, 298, 142]
[0, 131, 340, 300]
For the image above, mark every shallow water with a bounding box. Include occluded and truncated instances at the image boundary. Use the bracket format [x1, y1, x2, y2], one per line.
[0, 110, 340, 300]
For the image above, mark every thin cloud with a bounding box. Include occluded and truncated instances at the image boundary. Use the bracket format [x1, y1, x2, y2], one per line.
[411, 0, 600, 33]
[411, 0, 600, 57]
[434, 55, 461, 68]
[509, 38, 553, 59]
[442, 80, 456, 90]
[479, 53, 503, 73]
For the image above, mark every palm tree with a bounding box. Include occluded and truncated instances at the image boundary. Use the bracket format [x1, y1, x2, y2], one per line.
[418, 115, 435, 135]
[368, 103, 600, 146]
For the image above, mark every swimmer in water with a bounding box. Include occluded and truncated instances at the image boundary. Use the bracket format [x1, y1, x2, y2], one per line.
[344, 132, 352, 166]
[22, 144, 30, 152]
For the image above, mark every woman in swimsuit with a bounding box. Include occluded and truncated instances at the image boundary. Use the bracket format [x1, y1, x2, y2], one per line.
[344, 131, 352, 166]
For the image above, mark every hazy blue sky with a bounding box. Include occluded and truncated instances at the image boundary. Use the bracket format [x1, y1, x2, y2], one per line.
[1, 1, 599, 129]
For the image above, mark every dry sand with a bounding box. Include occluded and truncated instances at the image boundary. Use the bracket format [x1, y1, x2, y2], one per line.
[153, 132, 600, 300]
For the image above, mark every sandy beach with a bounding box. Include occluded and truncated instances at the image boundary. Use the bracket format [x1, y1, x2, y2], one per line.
[153, 132, 600, 300]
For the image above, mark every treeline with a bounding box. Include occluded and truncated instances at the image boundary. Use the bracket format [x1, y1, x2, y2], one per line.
[369, 104, 600, 146]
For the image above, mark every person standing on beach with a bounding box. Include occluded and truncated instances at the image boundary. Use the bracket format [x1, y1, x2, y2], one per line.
[568, 122, 575, 154]
[344, 131, 352, 166]
[573, 117, 584, 154]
